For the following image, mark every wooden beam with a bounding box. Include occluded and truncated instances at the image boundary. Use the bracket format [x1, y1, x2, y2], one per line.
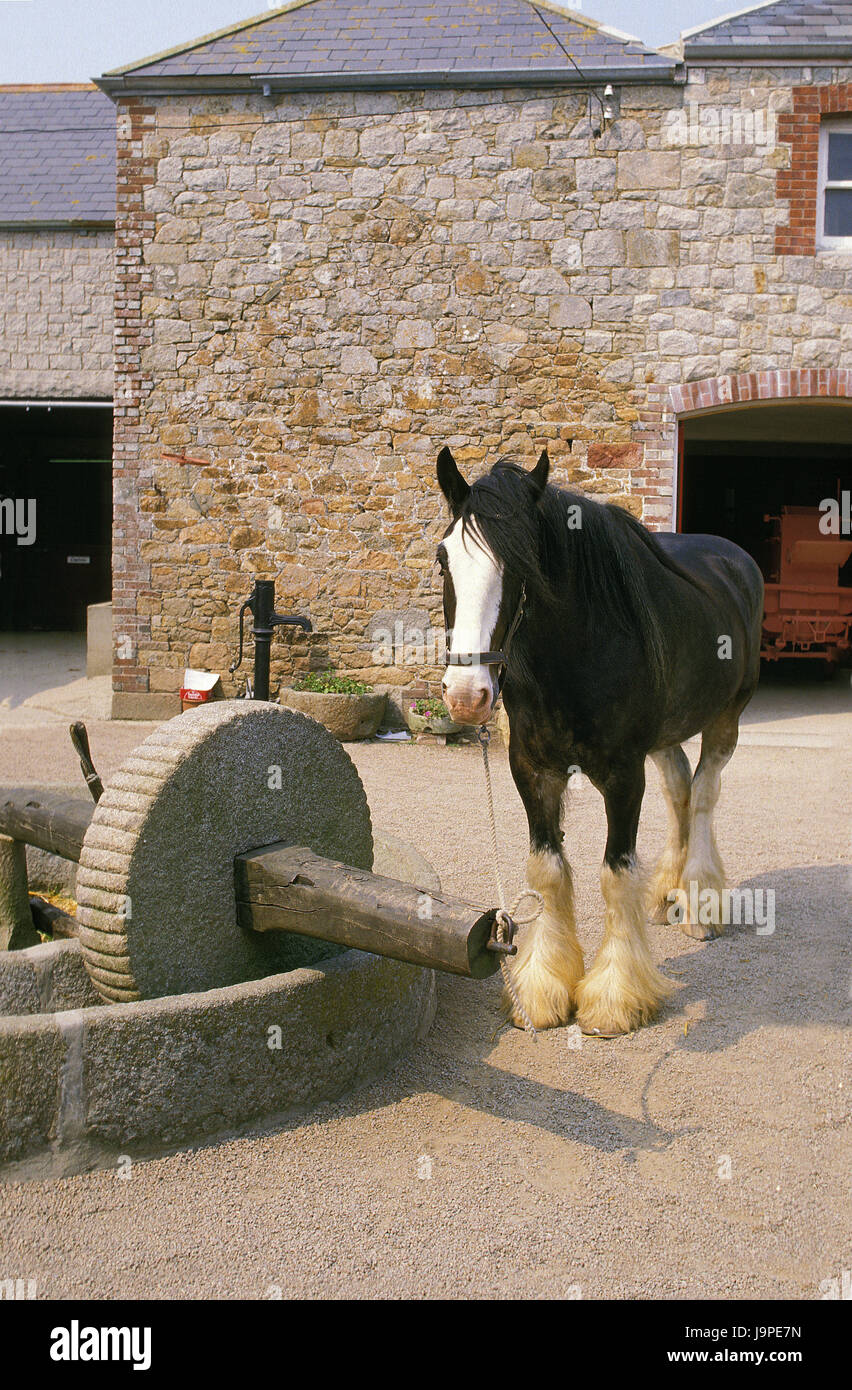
[0, 795, 93, 863]
[235, 844, 501, 979]
[0, 799, 507, 981]
[28, 895, 78, 939]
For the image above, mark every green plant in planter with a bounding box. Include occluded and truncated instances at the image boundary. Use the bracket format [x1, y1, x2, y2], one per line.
[406, 697, 461, 735]
[409, 698, 451, 720]
[293, 670, 373, 695]
[282, 669, 386, 741]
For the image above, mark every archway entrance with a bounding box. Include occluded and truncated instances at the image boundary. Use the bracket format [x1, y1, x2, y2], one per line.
[677, 400, 852, 669]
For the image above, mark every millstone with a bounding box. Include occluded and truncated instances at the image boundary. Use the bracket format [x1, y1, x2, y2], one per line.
[75, 701, 373, 1002]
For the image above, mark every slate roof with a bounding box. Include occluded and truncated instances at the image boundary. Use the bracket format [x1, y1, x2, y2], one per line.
[0, 86, 115, 225]
[683, 1, 852, 58]
[99, 0, 676, 93]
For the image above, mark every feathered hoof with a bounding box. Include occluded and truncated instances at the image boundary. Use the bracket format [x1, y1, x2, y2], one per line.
[679, 915, 721, 941]
[647, 854, 688, 927]
[648, 895, 677, 926]
[574, 966, 674, 1037]
[574, 997, 660, 1037]
[501, 978, 576, 1032]
[677, 870, 728, 940]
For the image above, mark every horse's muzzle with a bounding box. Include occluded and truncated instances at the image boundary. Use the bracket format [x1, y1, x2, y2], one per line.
[442, 677, 493, 726]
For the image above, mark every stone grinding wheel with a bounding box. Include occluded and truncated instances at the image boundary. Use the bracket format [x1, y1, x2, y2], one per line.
[75, 701, 374, 1003]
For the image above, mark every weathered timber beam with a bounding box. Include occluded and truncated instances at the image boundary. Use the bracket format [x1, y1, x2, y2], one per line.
[29, 895, 78, 939]
[235, 844, 500, 979]
[0, 795, 93, 863]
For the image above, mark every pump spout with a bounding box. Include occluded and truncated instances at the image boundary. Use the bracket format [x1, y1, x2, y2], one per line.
[273, 614, 312, 633]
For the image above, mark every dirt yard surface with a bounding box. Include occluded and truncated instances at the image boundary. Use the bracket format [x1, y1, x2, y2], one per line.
[0, 667, 849, 1300]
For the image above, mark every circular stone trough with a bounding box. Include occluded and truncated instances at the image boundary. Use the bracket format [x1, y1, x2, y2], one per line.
[0, 703, 439, 1178]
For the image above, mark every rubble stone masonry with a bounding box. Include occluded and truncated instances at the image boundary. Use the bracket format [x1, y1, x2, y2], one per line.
[0, 228, 113, 398]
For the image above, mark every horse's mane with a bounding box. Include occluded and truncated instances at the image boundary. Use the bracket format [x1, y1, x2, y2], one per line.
[459, 460, 705, 683]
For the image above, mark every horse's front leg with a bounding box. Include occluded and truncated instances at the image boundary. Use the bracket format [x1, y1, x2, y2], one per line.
[575, 761, 674, 1037]
[505, 746, 584, 1030]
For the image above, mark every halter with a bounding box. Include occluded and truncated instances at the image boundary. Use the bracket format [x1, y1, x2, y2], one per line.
[445, 581, 527, 693]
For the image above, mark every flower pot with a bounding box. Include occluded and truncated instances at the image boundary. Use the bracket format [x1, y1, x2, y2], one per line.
[279, 688, 387, 742]
[405, 711, 462, 737]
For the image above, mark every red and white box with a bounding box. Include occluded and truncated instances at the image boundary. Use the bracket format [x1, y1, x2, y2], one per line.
[179, 669, 224, 712]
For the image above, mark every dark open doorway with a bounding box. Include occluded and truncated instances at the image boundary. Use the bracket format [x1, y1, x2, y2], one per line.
[0, 403, 112, 631]
[678, 402, 852, 670]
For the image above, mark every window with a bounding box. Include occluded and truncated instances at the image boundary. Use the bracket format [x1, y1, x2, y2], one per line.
[818, 119, 852, 249]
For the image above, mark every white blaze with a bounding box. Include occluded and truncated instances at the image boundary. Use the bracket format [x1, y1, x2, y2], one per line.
[442, 515, 503, 714]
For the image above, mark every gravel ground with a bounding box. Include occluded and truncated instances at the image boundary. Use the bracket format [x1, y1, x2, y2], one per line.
[0, 667, 849, 1300]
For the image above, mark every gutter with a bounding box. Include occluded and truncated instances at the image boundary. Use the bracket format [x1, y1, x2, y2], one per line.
[96, 63, 684, 99]
[0, 220, 114, 231]
[684, 43, 852, 61]
[0, 399, 112, 408]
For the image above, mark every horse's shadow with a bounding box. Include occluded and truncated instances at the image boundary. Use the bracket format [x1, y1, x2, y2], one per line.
[653, 862, 851, 1055]
[278, 863, 849, 1160]
[256, 1019, 681, 1161]
[117, 867, 848, 1174]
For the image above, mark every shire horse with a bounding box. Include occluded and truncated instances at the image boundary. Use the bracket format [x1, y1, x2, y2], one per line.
[436, 447, 764, 1036]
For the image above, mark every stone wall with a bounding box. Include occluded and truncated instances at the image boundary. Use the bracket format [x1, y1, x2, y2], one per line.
[0, 229, 113, 398]
[112, 63, 852, 714]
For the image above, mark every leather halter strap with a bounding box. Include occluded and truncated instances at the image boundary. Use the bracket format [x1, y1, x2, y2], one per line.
[445, 581, 527, 690]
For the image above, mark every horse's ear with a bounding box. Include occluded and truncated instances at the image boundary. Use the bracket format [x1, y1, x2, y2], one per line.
[529, 449, 550, 499]
[437, 446, 470, 515]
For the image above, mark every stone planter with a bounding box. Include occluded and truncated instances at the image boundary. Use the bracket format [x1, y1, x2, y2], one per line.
[279, 687, 387, 742]
[405, 711, 462, 737]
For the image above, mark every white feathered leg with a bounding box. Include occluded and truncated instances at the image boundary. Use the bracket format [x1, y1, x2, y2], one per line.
[504, 849, 584, 1030]
[648, 745, 692, 925]
[679, 748, 728, 939]
[575, 857, 674, 1036]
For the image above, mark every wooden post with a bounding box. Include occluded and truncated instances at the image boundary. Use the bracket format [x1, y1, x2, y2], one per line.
[0, 833, 39, 950]
[235, 844, 500, 979]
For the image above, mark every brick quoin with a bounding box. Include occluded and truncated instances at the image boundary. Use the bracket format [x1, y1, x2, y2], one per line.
[627, 381, 678, 531]
[113, 99, 156, 694]
[776, 83, 852, 256]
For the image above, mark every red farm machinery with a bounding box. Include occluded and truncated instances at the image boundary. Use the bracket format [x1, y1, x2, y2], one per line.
[761, 505, 852, 666]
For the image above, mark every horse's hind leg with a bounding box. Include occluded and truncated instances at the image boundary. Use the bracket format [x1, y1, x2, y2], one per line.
[505, 751, 584, 1030]
[648, 745, 692, 924]
[575, 760, 674, 1037]
[680, 705, 741, 939]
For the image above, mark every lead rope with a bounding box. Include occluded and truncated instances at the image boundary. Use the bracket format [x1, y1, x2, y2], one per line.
[477, 724, 541, 1039]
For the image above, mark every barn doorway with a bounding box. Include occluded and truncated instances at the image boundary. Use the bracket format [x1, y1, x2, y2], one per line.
[678, 402, 852, 671]
[0, 403, 112, 631]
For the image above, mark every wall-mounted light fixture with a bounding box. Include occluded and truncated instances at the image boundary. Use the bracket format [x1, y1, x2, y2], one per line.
[590, 82, 617, 137]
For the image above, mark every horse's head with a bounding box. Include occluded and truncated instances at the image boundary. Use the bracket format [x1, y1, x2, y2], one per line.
[435, 446, 549, 725]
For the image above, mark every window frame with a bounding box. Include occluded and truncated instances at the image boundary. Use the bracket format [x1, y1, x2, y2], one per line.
[818, 117, 852, 251]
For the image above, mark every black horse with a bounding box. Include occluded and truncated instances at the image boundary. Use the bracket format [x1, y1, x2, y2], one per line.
[436, 447, 764, 1036]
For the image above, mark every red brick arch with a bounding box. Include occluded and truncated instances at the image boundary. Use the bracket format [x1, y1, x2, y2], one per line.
[669, 368, 852, 416]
